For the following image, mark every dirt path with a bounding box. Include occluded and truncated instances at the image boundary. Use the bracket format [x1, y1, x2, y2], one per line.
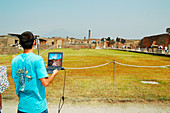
[2, 101, 170, 113]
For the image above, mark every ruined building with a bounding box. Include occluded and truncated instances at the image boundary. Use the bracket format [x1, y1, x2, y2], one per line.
[38, 30, 102, 49]
[64, 30, 102, 49]
[0, 35, 19, 54]
[108, 37, 140, 49]
[39, 37, 65, 49]
[138, 28, 170, 52]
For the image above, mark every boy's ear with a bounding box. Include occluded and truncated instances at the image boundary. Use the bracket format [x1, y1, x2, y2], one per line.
[33, 40, 36, 45]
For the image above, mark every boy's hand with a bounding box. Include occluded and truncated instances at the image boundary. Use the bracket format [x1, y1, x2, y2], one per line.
[52, 69, 59, 76]
[40, 69, 59, 87]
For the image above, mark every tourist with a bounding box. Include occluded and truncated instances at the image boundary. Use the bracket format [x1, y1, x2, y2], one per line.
[11, 31, 59, 113]
[0, 66, 9, 113]
[0, 94, 1, 113]
[165, 45, 168, 53]
[158, 45, 163, 49]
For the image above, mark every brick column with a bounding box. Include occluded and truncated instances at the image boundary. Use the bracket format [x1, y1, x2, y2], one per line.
[88, 30, 91, 44]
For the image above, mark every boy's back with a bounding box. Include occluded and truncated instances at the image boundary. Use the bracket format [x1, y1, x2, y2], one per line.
[11, 53, 49, 112]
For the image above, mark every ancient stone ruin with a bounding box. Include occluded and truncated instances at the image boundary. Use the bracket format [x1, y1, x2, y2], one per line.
[0, 35, 19, 54]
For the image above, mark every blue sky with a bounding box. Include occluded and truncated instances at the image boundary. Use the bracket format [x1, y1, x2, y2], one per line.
[0, 0, 170, 39]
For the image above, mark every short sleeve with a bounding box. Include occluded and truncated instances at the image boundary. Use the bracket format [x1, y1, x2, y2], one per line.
[36, 57, 48, 79]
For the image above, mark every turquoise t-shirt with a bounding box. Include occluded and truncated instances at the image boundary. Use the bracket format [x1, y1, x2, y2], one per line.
[11, 53, 48, 113]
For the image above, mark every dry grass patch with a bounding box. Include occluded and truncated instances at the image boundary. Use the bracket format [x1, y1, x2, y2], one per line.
[1, 48, 170, 103]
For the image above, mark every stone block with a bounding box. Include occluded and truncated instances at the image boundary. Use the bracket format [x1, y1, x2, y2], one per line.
[156, 49, 165, 54]
[152, 48, 157, 53]
[141, 48, 147, 52]
[148, 48, 152, 52]
[0, 47, 19, 55]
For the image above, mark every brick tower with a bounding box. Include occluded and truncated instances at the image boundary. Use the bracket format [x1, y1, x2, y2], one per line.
[88, 30, 91, 44]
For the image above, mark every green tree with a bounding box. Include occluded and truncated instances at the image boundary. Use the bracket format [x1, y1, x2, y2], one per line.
[116, 37, 120, 42]
[91, 40, 96, 44]
[106, 37, 111, 41]
[109, 39, 115, 44]
[121, 39, 126, 44]
[101, 38, 104, 42]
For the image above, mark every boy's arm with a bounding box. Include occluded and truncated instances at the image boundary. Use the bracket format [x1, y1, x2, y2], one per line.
[0, 94, 2, 109]
[40, 69, 59, 87]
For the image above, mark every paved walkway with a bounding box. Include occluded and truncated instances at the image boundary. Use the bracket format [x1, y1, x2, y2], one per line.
[2, 101, 170, 113]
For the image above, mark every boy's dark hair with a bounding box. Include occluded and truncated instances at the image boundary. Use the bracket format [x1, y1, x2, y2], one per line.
[20, 31, 35, 49]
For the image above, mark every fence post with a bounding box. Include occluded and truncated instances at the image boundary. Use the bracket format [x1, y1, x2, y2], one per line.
[113, 60, 115, 101]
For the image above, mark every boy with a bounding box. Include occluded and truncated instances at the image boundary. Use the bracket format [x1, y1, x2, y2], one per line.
[11, 31, 59, 113]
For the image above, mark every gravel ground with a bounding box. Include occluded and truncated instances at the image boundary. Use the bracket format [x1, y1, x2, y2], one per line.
[1, 101, 170, 113]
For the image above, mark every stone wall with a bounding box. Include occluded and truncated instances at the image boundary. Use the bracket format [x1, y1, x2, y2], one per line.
[126, 39, 140, 49]
[64, 43, 96, 49]
[67, 45, 89, 49]
[0, 37, 8, 47]
[0, 35, 19, 54]
[0, 47, 19, 54]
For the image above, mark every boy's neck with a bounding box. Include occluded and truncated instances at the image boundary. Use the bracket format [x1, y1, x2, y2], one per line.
[24, 48, 33, 54]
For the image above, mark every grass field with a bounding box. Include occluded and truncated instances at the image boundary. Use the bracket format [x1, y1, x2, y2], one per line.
[1, 48, 170, 103]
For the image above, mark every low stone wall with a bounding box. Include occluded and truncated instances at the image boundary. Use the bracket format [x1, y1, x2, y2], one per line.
[156, 49, 165, 54]
[0, 47, 19, 55]
[68, 45, 89, 49]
